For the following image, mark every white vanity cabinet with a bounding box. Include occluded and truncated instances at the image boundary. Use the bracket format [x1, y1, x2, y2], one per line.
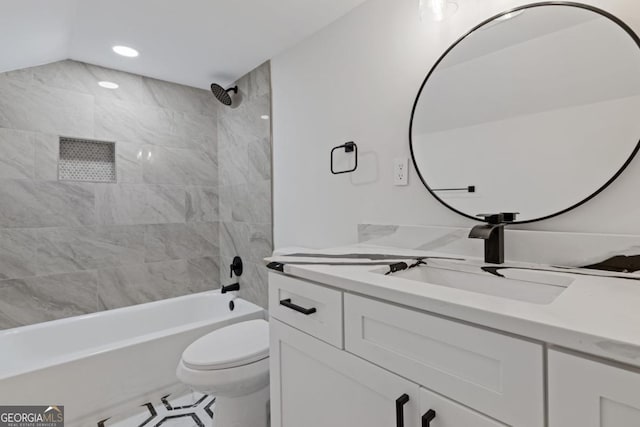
[269, 272, 541, 426]
[270, 272, 640, 427]
[549, 349, 640, 427]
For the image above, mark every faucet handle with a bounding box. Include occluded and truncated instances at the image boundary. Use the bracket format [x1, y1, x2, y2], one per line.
[476, 213, 504, 224]
[476, 212, 519, 224]
[230, 256, 243, 278]
[500, 212, 519, 222]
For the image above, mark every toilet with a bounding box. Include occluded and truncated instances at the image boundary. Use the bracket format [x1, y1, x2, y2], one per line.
[177, 319, 270, 427]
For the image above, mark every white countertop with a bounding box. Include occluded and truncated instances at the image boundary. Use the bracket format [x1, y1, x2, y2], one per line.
[267, 244, 640, 368]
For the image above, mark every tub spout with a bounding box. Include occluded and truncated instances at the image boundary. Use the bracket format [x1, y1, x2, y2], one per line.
[221, 283, 240, 294]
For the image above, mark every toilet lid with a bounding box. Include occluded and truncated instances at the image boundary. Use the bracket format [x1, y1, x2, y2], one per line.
[182, 319, 269, 370]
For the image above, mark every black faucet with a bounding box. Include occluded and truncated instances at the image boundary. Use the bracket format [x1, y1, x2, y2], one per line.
[221, 282, 240, 294]
[468, 213, 518, 264]
[222, 256, 243, 294]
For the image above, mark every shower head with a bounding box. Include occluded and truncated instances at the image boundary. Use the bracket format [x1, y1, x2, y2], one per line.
[211, 83, 238, 106]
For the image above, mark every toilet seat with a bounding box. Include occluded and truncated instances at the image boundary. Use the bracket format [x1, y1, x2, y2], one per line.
[182, 319, 269, 370]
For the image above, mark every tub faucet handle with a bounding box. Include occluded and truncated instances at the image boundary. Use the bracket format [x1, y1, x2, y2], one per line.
[230, 256, 243, 278]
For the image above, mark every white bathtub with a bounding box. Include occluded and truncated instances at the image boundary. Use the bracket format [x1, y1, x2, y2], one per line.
[0, 291, 265, 426]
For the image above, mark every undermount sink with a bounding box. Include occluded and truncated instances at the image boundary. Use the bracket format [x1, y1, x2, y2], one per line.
[384, 262, 574, 305]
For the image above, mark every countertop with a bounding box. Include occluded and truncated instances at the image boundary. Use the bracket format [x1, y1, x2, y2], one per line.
[267, 244, 640, 369]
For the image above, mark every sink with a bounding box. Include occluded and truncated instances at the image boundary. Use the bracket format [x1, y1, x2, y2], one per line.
[384, 262, 574, 304]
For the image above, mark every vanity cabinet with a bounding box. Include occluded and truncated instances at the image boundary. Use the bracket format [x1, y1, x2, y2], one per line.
[270, 272, 640, 426]
[549, 349, 640, 427]
[269, 273, 540, 426]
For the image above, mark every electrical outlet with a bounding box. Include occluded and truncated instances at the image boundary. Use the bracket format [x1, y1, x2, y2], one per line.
[394, 158, 408, 186]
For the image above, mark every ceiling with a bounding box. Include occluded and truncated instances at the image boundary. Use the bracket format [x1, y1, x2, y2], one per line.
[0, 0, 368, 89]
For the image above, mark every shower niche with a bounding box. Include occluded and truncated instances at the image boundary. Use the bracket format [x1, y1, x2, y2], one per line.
[58, 137, 117, 183]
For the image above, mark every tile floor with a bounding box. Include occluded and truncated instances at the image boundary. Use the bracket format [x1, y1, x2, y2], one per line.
[97, 386, 215, 427]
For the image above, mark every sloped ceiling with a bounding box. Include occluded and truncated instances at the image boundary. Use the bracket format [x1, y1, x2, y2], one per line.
[0, 0, 368, 89]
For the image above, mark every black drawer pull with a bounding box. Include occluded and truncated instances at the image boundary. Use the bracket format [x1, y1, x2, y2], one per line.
[422, 409, 436, 427]
[279, 299, 317, 315]
[396, 394, 410, 427]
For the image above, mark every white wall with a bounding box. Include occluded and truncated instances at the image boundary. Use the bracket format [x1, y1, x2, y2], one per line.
[272, 0, 640, 249]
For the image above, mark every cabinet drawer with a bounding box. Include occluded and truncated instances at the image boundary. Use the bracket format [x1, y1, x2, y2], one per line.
[420, 387, 505, 427]
[269, 273, 342, 348]
[549, 349, 640, 427]
[344, 294, 543, 427]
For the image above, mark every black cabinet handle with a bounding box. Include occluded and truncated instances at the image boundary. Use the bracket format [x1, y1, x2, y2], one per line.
[279, 299, 317, 315]
[395, 394, 410, 427]
[422, 409, 436, 427]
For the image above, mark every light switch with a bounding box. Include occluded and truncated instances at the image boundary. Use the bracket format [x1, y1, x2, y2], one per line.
[394, 158, 408, 186]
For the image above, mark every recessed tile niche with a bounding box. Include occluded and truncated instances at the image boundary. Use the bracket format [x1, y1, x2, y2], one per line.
[58, 137, 117, 183]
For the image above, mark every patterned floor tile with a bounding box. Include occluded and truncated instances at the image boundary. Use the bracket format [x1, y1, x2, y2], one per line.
[97, 386, 214, 427]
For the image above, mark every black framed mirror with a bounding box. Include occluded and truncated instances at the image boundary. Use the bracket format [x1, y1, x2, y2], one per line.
[409, 2, 640, 224]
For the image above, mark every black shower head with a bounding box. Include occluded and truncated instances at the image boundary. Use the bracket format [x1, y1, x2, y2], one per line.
[211, 83, 238, 106]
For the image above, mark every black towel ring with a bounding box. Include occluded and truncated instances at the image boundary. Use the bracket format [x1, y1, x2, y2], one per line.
[331, 141, 358, 175]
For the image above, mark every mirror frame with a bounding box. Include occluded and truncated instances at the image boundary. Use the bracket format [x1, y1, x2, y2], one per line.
[409, 1, 640, 224]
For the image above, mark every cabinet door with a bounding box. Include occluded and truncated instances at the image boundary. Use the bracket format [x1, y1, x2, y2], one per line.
[549, 349, 640, 427]
[270, 318, 420, 427]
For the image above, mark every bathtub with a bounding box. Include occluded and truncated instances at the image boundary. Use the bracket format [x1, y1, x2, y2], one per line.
[0, 290, 265, 426]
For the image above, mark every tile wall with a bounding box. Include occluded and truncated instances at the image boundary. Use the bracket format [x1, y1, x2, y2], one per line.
[0, 59, 272, 329]
[217, 62, 273, 309]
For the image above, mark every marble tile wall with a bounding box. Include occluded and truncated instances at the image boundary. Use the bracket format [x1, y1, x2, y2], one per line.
[0, 60, 221, 329]
[217, 62, 273, 309]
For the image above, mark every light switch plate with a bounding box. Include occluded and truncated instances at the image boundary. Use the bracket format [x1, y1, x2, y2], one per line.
[394, 158, 408, 186]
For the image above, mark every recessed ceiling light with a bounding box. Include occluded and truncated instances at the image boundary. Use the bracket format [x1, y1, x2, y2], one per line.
[98, 81, 119, 89]
[260, 115, 270, 120]
[112, 45, 139, 58]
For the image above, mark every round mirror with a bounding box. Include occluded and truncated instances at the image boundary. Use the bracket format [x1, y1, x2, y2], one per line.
[410, 3, 640, 223]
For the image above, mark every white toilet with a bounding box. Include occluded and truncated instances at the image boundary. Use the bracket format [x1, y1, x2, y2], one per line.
[177, 319, 270, 427]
